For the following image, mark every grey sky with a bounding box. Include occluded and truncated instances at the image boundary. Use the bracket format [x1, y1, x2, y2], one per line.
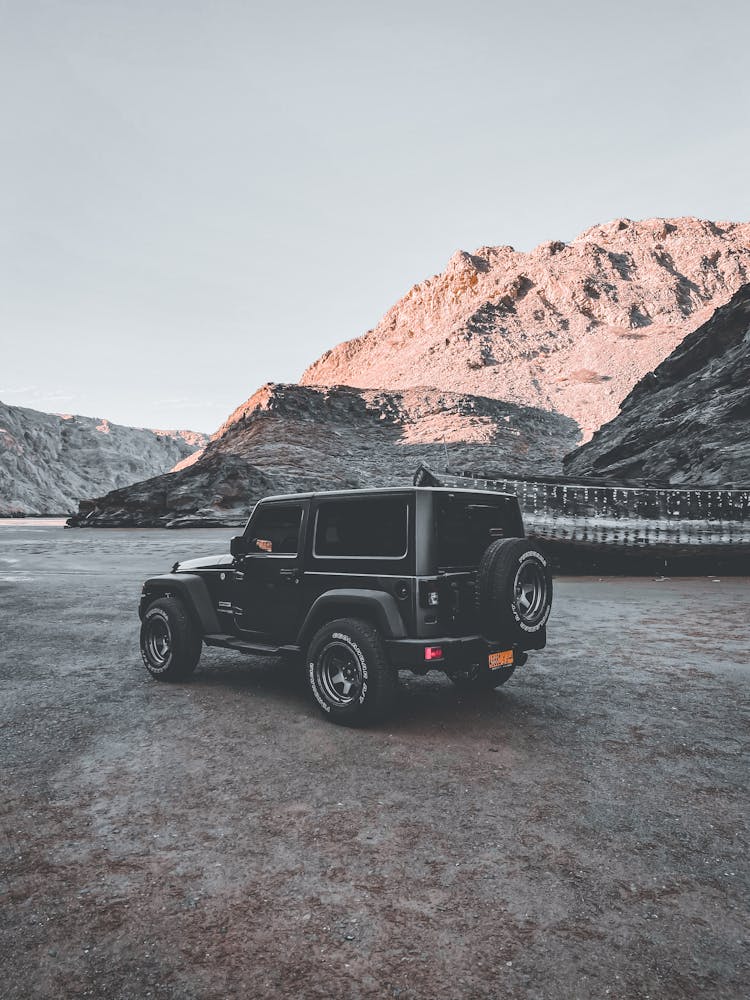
[1, 0, 748, 433]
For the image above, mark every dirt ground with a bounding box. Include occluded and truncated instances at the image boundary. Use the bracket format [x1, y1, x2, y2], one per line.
[1, 523, 748, 1000]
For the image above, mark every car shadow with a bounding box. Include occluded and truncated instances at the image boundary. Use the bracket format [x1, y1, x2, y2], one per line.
[189, 648, 525, 734]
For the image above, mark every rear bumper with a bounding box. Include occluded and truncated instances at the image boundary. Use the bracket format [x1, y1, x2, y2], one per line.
[385, 635, 533, 670]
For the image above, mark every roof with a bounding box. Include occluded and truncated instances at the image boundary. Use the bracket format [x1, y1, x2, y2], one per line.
[256, 485, 518, 503]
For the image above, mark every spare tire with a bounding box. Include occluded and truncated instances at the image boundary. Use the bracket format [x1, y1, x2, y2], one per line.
[477, 538, 552, 641]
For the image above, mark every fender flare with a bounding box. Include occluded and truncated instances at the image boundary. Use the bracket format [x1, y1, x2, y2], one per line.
[139, 573, 220, 635]
[297, 589, 406, 646]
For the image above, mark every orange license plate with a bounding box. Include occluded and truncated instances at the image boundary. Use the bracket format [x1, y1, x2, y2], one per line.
[488, 649, 514, 670]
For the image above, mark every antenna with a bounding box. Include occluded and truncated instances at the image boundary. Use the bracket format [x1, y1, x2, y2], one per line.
[442, 436, 450, 472]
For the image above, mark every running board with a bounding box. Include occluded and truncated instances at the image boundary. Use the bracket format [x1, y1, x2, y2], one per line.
[203, 634, 300, 658]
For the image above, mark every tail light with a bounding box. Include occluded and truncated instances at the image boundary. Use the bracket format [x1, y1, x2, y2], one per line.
[424, 646, 444, 661]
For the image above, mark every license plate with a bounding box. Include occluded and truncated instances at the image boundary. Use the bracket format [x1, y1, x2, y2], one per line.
[488, 649, 514, 670]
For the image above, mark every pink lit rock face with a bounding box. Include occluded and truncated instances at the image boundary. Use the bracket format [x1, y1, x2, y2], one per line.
[301, 218, 750, 440]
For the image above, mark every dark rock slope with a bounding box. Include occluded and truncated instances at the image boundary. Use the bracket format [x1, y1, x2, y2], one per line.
[564, 284, 750, 486]
[0, 401, 207, 516]
[67, 383, 579, 527]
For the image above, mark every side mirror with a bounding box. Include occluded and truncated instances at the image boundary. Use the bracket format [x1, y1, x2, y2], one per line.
[230, 535, 246, 558]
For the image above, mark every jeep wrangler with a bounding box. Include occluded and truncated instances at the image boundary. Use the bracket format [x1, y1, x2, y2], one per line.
[138, 486, 552, 725]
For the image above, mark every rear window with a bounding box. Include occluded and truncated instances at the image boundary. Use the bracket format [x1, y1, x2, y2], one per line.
[314, 497, 408, 558]
[437, 495, 518, 568]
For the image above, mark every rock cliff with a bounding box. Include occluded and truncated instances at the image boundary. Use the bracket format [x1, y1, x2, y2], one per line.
[0, 401, 207, 516]
[301, 218, 750, 439]
[563, 284, 750, 486]
[67, 383, 579, 527]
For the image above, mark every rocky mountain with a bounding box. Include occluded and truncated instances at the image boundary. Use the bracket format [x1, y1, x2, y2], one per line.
[0, 401, 208, 516]
[67, 382, 579, 527]
[563, 284, 750, 486]
[302, 217, 750, 440]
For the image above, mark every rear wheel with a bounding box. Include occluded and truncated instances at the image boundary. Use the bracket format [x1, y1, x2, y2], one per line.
[306, 618, 397, 726]
[140, 596, 202, 681]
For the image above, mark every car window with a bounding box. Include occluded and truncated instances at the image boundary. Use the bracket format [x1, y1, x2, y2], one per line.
[245, 504, 303, 555]
[436, 496, 514, 568]
[314, 497, 408, 558]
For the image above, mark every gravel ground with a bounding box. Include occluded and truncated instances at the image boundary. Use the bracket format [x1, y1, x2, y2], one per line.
[1, 523, 748, 1000]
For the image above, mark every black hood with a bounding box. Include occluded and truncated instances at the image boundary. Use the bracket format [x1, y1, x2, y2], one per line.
[175, 553, 233, 572]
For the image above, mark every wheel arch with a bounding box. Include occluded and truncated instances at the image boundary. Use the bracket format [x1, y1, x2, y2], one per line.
[139, 573, 220, 635]
[297, 589, 406, 649]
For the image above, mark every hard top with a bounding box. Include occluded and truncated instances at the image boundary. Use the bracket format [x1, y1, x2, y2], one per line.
[256, 485, 518, 504]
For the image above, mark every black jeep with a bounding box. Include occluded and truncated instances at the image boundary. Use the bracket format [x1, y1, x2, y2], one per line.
[138, 486, 552, 725]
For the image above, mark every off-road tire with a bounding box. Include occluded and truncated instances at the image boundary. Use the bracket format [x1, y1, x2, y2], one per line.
[448, 663, 516, 691]
[306, 617, 397, 726]
[140, 596, 202, 682]
[477, 538, 552, 642]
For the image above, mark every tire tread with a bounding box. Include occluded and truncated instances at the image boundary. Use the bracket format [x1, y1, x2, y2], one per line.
[307, 616, 397, 726]
[140, 596, 202, 682]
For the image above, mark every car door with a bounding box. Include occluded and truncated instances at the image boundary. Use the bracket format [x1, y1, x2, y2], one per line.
[233, 500, 307, 642]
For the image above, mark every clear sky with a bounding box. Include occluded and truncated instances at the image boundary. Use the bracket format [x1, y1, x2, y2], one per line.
[1, 0, 748, 433]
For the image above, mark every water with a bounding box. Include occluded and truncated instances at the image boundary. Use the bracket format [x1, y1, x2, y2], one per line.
[0, 517, 69, 527]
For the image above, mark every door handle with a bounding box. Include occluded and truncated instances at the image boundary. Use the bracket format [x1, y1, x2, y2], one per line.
[279, 568, 300, 584]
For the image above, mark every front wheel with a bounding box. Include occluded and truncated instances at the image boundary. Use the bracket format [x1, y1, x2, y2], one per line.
[306, 618, 398, 726]
[140, 596, 202, 681]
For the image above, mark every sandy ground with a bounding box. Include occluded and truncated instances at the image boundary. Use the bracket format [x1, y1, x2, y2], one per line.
[0, 524, 748, 1000]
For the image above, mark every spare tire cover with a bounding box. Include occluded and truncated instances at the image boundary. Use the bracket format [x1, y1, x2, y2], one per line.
[476, 538, 552, 641]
